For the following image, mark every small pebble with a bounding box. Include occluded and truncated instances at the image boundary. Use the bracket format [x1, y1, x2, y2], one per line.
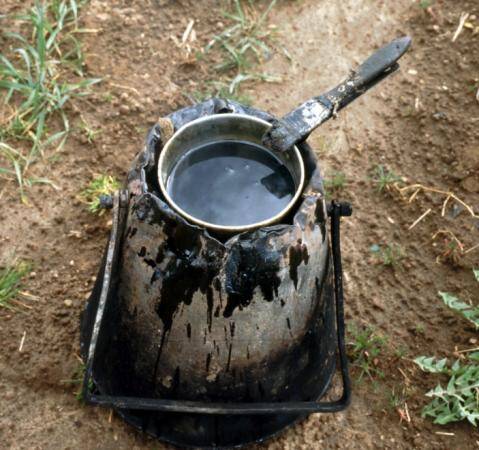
[119, 104, 130, 114]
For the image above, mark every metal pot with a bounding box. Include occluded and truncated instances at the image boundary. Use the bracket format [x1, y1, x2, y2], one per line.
[157, 114, 306, 233]
[80, 36, 411, 448]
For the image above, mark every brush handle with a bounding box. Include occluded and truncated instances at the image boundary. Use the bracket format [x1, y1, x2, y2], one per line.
[262, 36, 412, 152]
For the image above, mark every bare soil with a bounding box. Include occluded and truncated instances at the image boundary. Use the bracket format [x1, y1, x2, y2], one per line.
[1, 0, 478, 449]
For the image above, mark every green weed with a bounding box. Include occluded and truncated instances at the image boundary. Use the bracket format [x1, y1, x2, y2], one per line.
[419, 0, 432, 9]
[394, 346, 409, 359]
[0, 0, 100, 201]
[192, 80, 253, 105]
[0, 261, 31, 309]
[414, 269, 479, 425]
[414, 323, 426, 335]
[196, 0, 281, 101]
[206, 0, 277, 73]
[79, 119, 101, 144]
[439, 271, 479, 329]
[324, 171, 346, 195]
[370, 243, 405, 266]
[80, 174, 120, 215]
[348, 325, 387, 382]
[370, 165, 402, 193]
[388, 385, 409, 409]
[102, 91, 114, 103]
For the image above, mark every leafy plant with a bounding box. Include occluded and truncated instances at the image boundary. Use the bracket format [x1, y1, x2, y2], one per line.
[0, 261, 31, 309]
[0, 0, 100, 201]
[348, 325, 387, 382]
[439, 289, 479, 329]
[415, 269, 479, 425]
[370, 243, 405, 266]
[370, 164, 402, 193]
[79, 119, 101, 144]
[80, 174, 120, 215]
[415, 356, 479, 425]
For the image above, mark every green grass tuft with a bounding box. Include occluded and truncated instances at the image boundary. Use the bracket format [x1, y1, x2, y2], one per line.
[324, 171, 347, 195]
[0, 0, 100, 202]
[194, 0, 281, 102]
[370, 164, 402, 193]
[348, 325, 387, 382]
[370, 243, 405, 267]
[0, 261, 31, 309]
[80, 174, 120, 215]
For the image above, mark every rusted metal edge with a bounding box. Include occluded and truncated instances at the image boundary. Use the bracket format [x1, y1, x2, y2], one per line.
[82, 190, 128, 401]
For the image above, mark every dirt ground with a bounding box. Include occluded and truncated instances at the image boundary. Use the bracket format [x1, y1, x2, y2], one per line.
[1, 0, 478, 449]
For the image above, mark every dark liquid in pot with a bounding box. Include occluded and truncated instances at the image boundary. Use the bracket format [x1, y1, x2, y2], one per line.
[166, 140, 296, 227]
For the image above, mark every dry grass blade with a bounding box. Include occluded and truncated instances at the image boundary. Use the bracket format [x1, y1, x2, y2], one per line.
[431, 229, 478, 264]
[408, 208, 432, 230]
[397, 184, 477, 218]
[452, 12, 470, 42]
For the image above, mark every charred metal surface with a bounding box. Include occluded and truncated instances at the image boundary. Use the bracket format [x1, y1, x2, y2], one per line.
[263, 36, 412, 152]
[81, 99, 338, 448]
[289, 239, 310, 289]
[223, 232, 282, 317]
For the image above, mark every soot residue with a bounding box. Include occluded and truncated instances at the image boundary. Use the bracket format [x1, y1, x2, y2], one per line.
[226, 343, 233, 372]
[206, 353, 211, 372]
[288, 239, 309, 289]
[152, 220, 223, 334]
[223, 236, 281, 318]
[314, 198, 326, 242]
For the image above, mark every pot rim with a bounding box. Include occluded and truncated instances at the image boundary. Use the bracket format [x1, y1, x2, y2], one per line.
[157, 113, 305, 233]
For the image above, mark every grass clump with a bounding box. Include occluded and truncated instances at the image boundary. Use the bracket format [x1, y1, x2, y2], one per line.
[348, 325, 387, 382]
[370, 243, 405, 267]
[80, 174, 120, 215]
[191, 80, 253, 105]
[415, 269, 479, 425]
[196, 0, 281, 101]
[79, 119, 101, 144]
[0, 0, 100, 201]
[324, 171, 346, 195]
[0, 261, 31, 309]
[206, 0, 277, 73]
[370, 164, 402, 193]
